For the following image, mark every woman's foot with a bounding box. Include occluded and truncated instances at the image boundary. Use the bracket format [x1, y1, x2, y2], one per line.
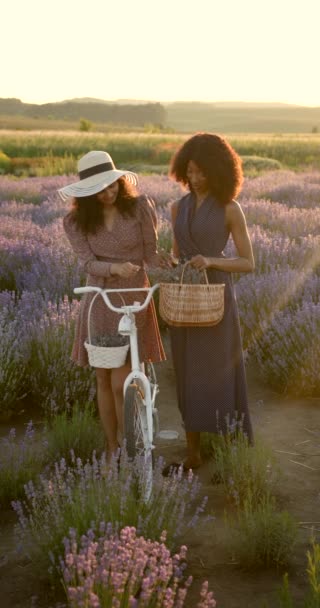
[162, 458, 202, 477]
[106, 443, 121, 465]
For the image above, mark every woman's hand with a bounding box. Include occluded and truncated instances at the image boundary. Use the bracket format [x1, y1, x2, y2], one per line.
[157, 250, 177, 268]
[190, 255, 211, 270]
[110, 262, 141, 278]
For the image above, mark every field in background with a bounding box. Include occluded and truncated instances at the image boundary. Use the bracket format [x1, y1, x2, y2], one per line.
[0, 129, 319, 177]
[1, 99, 320, 133]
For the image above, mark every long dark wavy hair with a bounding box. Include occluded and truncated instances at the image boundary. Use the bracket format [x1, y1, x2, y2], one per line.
[69, 177, 137, 234]
[170, 132, 243, 204]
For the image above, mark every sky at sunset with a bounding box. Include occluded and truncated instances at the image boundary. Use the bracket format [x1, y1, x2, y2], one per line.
[3, 0, 319, 107]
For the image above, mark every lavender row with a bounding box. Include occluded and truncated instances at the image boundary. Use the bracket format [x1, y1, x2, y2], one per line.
[0, 291, 94, 417]
[1, 171, 320, 403]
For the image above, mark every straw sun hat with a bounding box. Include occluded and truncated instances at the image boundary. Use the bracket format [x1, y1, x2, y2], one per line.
[58, 151, 137, 201]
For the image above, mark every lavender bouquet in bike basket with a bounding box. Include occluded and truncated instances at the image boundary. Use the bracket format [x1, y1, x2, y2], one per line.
[84, 291, 130, 369]
[85, 333, 130, 369]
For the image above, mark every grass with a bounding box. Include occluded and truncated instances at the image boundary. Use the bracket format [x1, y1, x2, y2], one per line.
[0, 130, 320, 173]
[44, 401, 104, 463]
[226, 491, 298, 570]
[0, 404, 104, 506]
[202, 430, 280, 507]
[277, 542, 320, 607]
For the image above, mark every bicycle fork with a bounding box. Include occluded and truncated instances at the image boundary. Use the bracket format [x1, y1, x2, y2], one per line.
[119, 312, 154, 448]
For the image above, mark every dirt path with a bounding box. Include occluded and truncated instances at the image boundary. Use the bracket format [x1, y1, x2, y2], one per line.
[1, 332, 320, 607]
[154, 333, 320, 608]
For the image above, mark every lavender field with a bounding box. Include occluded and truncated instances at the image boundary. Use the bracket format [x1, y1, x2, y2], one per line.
[0, 170, 320, 608]
[1, 170, 320, 420]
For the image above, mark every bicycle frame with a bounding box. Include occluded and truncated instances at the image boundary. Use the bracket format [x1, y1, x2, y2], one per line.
[74, 284, 160, 448]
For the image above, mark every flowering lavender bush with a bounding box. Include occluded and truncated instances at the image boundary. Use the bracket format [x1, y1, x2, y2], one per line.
[2, 169, 320, 401]
[0, 405, 104, 506]
[61, 525, 216, 608]
[208, 430, 279, 507]
[0, 421, 46, 506]
[24, 296, 95, 415]
[12, 451, 209, 575]
[0, 309, 27, 418]
[253, 301, 320, 396]
[0, 215, 82, 298]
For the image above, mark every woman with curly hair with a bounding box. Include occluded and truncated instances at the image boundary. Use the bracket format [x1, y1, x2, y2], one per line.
[58, 151, 165, 460]
[165, 133, 254, 473]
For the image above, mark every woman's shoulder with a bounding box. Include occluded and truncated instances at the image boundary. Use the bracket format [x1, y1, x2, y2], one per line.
[136, 193, 155, 209]
[171, 192, 191, 211]
[225, 199, 246, 223]
[135, 193, 157, 220]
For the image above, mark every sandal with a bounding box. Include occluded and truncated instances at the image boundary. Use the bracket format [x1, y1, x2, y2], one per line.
[162, 460, 201, 477]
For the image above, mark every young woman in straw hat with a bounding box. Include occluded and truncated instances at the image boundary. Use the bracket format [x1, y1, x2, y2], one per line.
[58, 151, 166, 461]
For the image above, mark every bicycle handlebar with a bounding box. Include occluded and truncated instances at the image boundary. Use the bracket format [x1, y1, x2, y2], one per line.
[74, 284, 159, 314]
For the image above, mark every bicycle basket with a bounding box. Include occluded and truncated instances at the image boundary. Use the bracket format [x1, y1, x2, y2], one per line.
[84, 291, 130, 368]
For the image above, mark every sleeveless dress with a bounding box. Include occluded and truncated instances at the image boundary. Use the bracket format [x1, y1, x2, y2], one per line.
[170, 192, 253, 441]
[63, 195, 165, 367]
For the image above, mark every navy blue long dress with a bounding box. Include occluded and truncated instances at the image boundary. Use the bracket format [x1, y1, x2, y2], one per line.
[170, 192, 253, 441]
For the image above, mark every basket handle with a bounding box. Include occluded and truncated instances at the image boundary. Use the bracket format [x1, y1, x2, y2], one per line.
[180, 261, 209, 285]
[87, 291, 126, 345]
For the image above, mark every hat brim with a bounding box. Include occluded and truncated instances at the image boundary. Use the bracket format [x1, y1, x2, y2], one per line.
[58, 169, 137, 201]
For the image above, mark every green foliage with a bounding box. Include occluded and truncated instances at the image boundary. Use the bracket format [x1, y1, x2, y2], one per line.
[278, 542, 320, 607]
[0, 149, 11, 173]
[8, 153, 76, 177]
[227, 492, 298, 569]
[205, 430, 280, 507]
[1, 131, 319, 174]
[79, 118, 93, 132]
[242, 155, 282, 175]
[0, 422, 45, 507]
[278, 573, 294, 608]
[44, 402, 104, 463]
[305, 542, 320, 607]
[0, 316, 27, 420]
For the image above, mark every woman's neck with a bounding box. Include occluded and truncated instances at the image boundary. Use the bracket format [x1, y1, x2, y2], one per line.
[194, 191, 209, 207]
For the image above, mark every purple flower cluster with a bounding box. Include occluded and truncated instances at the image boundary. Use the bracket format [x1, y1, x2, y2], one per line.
[61, 525, 216, 607]
[12, 451, 210, 574]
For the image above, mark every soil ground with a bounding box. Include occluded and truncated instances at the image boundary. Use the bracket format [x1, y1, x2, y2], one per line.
[1, 331, 320, 607]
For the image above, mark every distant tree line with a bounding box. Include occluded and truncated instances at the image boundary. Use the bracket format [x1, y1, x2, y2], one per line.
[0, 98, 167, 127]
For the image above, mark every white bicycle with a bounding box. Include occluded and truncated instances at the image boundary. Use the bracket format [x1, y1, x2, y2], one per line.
[74, 284, 161, 498]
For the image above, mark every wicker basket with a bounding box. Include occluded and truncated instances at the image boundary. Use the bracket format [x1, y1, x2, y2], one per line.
[84, 291, 130, 368]
[159, 263, 225, 327]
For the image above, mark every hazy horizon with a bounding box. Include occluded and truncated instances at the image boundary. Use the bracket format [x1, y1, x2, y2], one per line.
[3, 0, 320, 107]
[3, 96, 319, 109]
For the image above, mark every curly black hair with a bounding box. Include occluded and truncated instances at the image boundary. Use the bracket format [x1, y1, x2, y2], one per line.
[170, 132, 243, 204]
[70, 177, 137, 235]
